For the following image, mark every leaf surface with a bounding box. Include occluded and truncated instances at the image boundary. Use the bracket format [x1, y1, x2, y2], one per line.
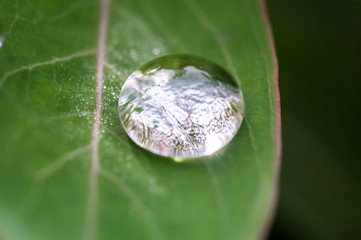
[0, 0, 280, 239]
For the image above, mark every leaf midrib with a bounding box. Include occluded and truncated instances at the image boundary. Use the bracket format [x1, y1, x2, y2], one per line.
[83, 0, 110, 239]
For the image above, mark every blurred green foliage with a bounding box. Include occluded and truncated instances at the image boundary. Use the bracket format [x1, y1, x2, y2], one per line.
[268, 0, 361, 239]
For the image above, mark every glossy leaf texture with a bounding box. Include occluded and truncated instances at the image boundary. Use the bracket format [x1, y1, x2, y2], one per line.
[0, 0, 280, 239]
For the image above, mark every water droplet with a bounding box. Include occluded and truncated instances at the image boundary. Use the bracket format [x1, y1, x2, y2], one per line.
[0, 22, 4, 49]
[152, 48, 160, 55]
[130, 49, 138, 61]
[118, 54, 244, 159]
[0, 35, 4, 49]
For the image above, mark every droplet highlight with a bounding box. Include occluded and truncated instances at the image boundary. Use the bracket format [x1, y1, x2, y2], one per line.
[118, 54, 244, 159]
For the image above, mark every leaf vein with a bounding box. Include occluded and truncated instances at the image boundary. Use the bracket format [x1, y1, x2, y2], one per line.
[184, 0, 241, 86]
[83, 0, 110, 239]
[35, 145, 91, 182]
[100, 169, 164, 240]
[0, 50, 96, 90]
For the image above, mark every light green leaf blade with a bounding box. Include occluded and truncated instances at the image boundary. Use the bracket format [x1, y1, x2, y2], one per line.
[0, 0, 280, 239]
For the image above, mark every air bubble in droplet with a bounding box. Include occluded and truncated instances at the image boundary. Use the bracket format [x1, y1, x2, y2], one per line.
[118, 54, 244, 159]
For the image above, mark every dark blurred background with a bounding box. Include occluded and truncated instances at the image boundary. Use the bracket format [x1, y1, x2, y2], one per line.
[267, 0, 361, 239]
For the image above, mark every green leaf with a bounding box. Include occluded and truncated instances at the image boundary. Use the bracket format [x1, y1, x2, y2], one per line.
[0, 0, 280, 239]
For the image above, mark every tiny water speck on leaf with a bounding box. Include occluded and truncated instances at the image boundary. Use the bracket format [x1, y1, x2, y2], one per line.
[0, 35, 3, 49]
[118, 54, 244, 160]
[0, 22, 4, 49]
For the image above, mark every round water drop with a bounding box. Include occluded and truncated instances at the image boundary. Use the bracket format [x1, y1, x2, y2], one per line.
[118, 54, 244, 159]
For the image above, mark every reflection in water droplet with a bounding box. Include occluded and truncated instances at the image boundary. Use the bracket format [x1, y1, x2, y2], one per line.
[118, 54, 244, 159]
